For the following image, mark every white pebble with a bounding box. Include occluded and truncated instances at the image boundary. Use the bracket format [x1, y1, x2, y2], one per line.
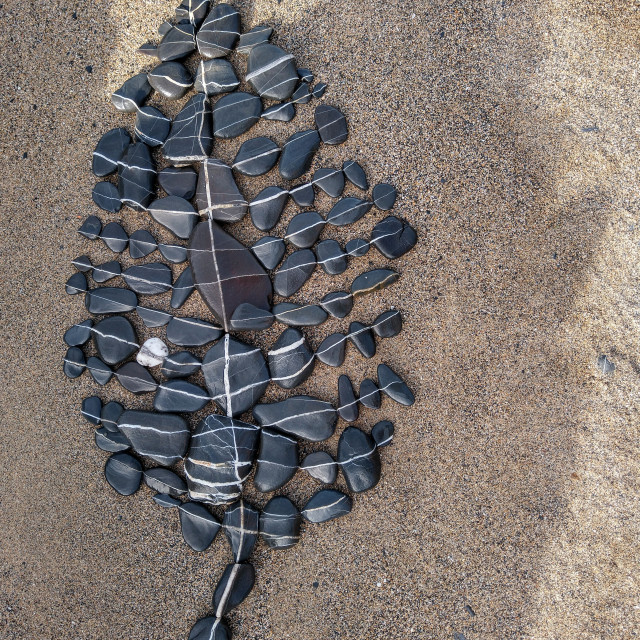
[136, 337, 169, 367]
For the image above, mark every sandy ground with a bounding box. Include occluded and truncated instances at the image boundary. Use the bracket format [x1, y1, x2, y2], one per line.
[1, 0, 639, 638]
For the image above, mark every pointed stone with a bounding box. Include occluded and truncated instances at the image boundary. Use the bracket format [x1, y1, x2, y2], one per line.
[302, 489, 352, 523]
[161, 350, 201, 378]
[72, 254, 93, 271]
[196, 3, 240, 58]
[320, 291, 353, 318]
[348, 321, 376, 358]
[122, 263, 172, 295]
[87, 356, 113, 385]
[154, 380, 209, 413]
[104, 452, 142, 495]
[372, 420, 394, 447]
[301, 451, 337, 484]
[171, 266, 195, 308]
[175, 0, 210, 26]
[251, 236, 285, 270]
[268, 327, 315, 389]
[85, 287, 138, 314]
[359, 378, 381, 409]
[157, 22, 196, 62]
[92, 181, 121, 212]
[338, 374, 358, 422]
[111, 73, 152, 112]
[342, 160, 368, 190]
[315, 239, 347, 275]
[273, 303, 327, 327]
[64, 319, 93, 346]
[315, 104, 348, 144]
[326, 197, 372, 226]
[377, 363, 415, 406]
[312, 168, 344, 198]
[212, 92, 262, 139]
[372, 182, 397, 210]
[101, 401, 124, 432]
[230, 302, 274, 331]
[137, 306, 172, 328]
[163, 94, 213, 165]
[92, 316, 138, 365]
[136, 42, 158, 57]
[249, 187, 288, 231]
[351, 269, 399, 298]
[289, 182, 314, 207]
[311, 82, 327, 98]
[66, 272, 87, 294]
[195, 159, 247, 221]
[153, 493, 181, 508]
[148, 61, 193, 99]
[100, 222, 128, 252]
[92, 128, 131, 177]
[149, 196, 199, 239]
[291, 82, 310, 104]
[232, 137, 280, 176]
[372, 309, 402, 338]
[194, 58, 239, 95]
[212, 563, 255, 618]
[237, 25, 272, 54]
[158, 166, 197, 199]
[128, 230, 157, 259]
[158, 243, 188, 263]
[117, 143, 156, 211]
[298, 68, 314, 83]
[316, 333, 347, 367]
[188, 617, 231, 640]
[261, 102, 295, 122]
[78, 216, 102, 240]
[260, 496, 301, 549]
[179, 502, 221, 552]
[370, 216, 417, 259]
[222, 499, 260, 562]
[254, 428, 298, 492]
[95, 428, 130, 453]
[115, 361, 158, 394]
[273, 249, 316, 297]
[91, 261, 121, 283]
[166, 316, 223, 346]
[285, 211, 324, 248]
[82, 396, 102, 425]
[134, 106, 171, 147]
[144, 467, 187, 497]
[338, 426, 380, 493]
[279, 129, 320, 180]
[345, 237, 370, 257]
[247, 43, 298, 100]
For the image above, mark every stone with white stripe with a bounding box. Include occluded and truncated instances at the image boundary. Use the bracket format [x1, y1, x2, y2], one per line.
[338, 374, 359, 422]
[158, 242, 188, 264]
[247, 43, 298, 100]
[166, 316, 223, 347]
[137, 306, 172, 328]
[195, 159, 247, 221]
[136, 337, 169, 367]
[202, 334, 269, 417]
[315, 239, 347, 275]
[300, 451, 337, 484]
[100, 222, 128, 253]
[291, 82, 310, 104]
[101, 401, 124, 432]
[319, 291, 353, 318]
[311, 82, 327, 99]
[348, 321, 376, 358]
[345, 237, 370, 257]
[377, 363, 415, 406]
[312, 167, 344, 198]
[153, 493, 181, 508]
[213, 563, 255, 617]
[184, 414, 260, 504]
[82, 396, 102, 425]
[251, 236, 285, 270]
[161, 350, 201, 378]
[212, 92, 262, 139]
[92, 316, 138, 365]
[111, 73, 151, 112]
[87, 357, 113, 385]
[188, 617, 231, 640]
[104, 452, 143, 495]
[260, 496, 300, 549]
[171, 266, 195, 310]
[351, 269, 399, 298]
[92, 260, 121, 283]
[370, 215, 418, 259]
[222, 499, 259, 561]
[372, 182, 397, 211]
[128, 229, 157, 259]
[134, 106, 171, 147]
[65, 272, 87, 294]
[92, 128, 131, 176]
[194, 58, 239, 95]
[372, 309, 402, 338]
[358, 378, 381, 409]
[272, 303, 327, 327]
[144, 467, 187, 497]
[253, 428, 298, 492]
[158, 166, 197, 199]
[268, 327, 315, 389]
[163, 94, 213, 165]
[261, 101, 295, 122]
[148, 61, 193, 99]
[137, 42, 158, 57]
[253, 395, 336, 442]
[117, 143, 156, 211]
[285, 211, 324, 249]
[64, 319, 93, 347]
[178, 502, 221, 552]
[95, 428, 130, 453]
[298, 68, 314, 83]
[115, 361, 158, 394]
[326, 197, 372, 226]
[337, 426, 381, 493]
[149, 196, 199, 239]
[372, 420, 394, 447]
[122, 263, 172, 295]
[85, 287, 138, 314]
[315, 333, 346, 367]
[117, 409, 189, 464]
[154, 379, 210, 413]
[279, 129, 320, 180]
[249, 186, 288, 231]
[157, 22, 196, 62]
[78, 216, 102, 241]
[273, 249, 316, 297]
[289, 182, 314, 207]
[230, 302, 274, 331]
[342, 160, 368, 190]
[196, 3, 240, 58]
[237, 25, 272, 54]
[72, 254, 93, 272]
[92, 181, 122, 212]
[315, 104, 348, 145]
[176, 0, 210, 26]
[302, 489, 352, 523]
[233, 137, 280, 176]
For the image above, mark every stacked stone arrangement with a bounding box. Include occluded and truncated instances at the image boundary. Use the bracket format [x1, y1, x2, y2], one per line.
[63, 1, 417, 638]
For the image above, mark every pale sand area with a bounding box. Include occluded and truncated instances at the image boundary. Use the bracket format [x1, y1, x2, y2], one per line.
[0, 0, 639, 638]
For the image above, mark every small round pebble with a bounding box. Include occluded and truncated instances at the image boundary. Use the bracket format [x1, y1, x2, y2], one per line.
[136, 338, 169, 367]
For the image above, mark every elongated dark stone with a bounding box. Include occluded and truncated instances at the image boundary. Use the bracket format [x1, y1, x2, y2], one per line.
[195, 159, 247, 222]
[315, 104, 348, 144]
[85, 287, 138, 314]
[320, 291, 353, 318]
[312, 167, 344, 198]
[117, 143, 156, 212]
[260, 496, 300, 549]
[351, 269, 399, 298]
[230, 303, 274, 331]
[101, 401, 124, 432]
[158, 243, 188, 264]
[222, 499, 260, 562]
[345, 238, 370, 257]
[233, 137, 280, 176]
[153, 493, 181, 508]
[122, 263, 172, 295]
[72, 255, 93, 271]
[261, 102, 295, 122]
[253, 428, 298, 492]
[115, 361, 158, 394]
[213, 563, 255, 618]
[279, 129, 320, 180]
[342, 160, 368, 189]
[166, 316, 223, 346]
[163, 94, 213, 165]
[315, 239, 347, 275]
[137, 306, 172, 328]
[337, 426, 380, 492]
[82, 396, 102, 425]
[196, 3, 240, 58]
[272, 303, 327, 327]
[338, 374, 358, 422]
[326, 197, 372, 227]
[171, 266, 195, 309]
[372, 309, 402, 338]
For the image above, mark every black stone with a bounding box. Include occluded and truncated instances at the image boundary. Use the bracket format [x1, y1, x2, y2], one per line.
[202, 334, 270, 417]
[144, 467, 187, 497]
[212, 92, 262, 139]
[153, 493, 181, 508]
[100, 221, 128, 252]
[188, 617, 231, 640]
[261, 102, 295, 122]
[175, 0, 210, 26]
[92, 181, 122, 212]
[66, 272, 87, 294]
[251, 236, 286, 270]
[195, 159, 247, 221]
[179, 502, 221, 552]
[137, 42, 158, 57]
[111, 73, 152, 112]
[122, 263, 172, 295]
[315, 333, 346, 367]
[247, 43, 298, 100]
[260, 496, 300, 549]
[300, 451, 337, 484]
[237, 25, 272, 54]
[285, 211, 324, 248]
[158, 242, 188, 263]
[157, 22, 196, 62]
[149, 196, 199, 239]
[232, 137, 280, 176]
[319, 291, 353, 318]
[115, 361, 158, 394]
[345, 237, 370, 257]
[372, 182, 397, 210]
[289, 182, 315, 207]
[222, 499, 260, 561]
[253, 395, 336, 442]
[212, 563, 255, 618]
[370, 216, 418, 259]
[154, 380, 209, 413]
[302, 489, 352, 523]
[315, 104, 348, 144]
[313, 168, 344, 198]
[326, 197, 372, 226]
[298, 68, 314, 83]
[337, 426, 380, 493]
[148, 61, 193, 99]
[64, 319, 93, 346]
[134, 106, 171, 147]
[311, 82, 327, 98]
[359, 378, 381, 409]
[158, 166, 197, 199]
[85, 287, 138, 314]
[105, 452, 143, 495]
[372, 309, 402, 338]
[279, 129, 320, 180]
[254, 428, 298, 492]
[273, 249, 316, 297]
[163, 94, 213, 164]
[137, 306, 172, 328]
[161, 350, 202, 378]
[351, 269, 399, 298]
[342, 160, 368, 190]
[117, 143, 156, 211]
[170, 266, 194, 309]
[95, 427, 130, 453]
[185, 414, 259, 504]
[82, 396, 102, 425]
[338, 374, 358, 422]
[372, 420, 394, 447]
[72, 254, 93, 271]
[91, 260, 121, 283]
[230, 303, 275, 331]
[166, 316, 223, 346]
[92, 128, 131, 177]
[249, 187, 288, 231]
[291, 82, 311, 104]
[101, 401, 124, 432]
[128, 229, 157, 259]
[268, 327, 315, 389]
[377, 363, 415, 406]
[348, 321, 376, 358]
[87, 357, 114, 385]
[194, 58, 239, 95]
[196, 3, 240, 58]
[273, 303, 327, 327]
[315, 239, 347, 275]
[92, 316, 138, 365]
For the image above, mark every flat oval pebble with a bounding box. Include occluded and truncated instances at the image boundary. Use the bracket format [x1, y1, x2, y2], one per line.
[315, 239, 347, 275]
[372, 182, 397, 210]
[115, 361, 158, 394]
[196, 3, 240, 58]
[230, 302, 274, 331]
[251, 236, 286, 270]
[137, 306, 172, 328]
[82, 396, 102, 425]
[279, 129, 320, 181]
[338, 374, 359, 422]
[85, 287, 138, 314]
[348, 321, 376, 358]
[171, 266, 195, 309]
[92, 316, 138, 365]
[92, 128, 131, 176]
[222, 499, 260, 562]
[134, 106, 171, 147]
[117, 142, 156, 211]
[302, 489, 352, 523]
[253, 428, 298, 492]
[372, 309, 402, 338]
[188, 617, 231, 640]
[194, 58, 239, 95]
[338, 426, 381, 493]
[272, 303, 327, 327]
[326, 197, 372, 226]
[232, 137, 280, 176]
[111, 73, 152, 112]
[92, 181, 121, 212]
[163, 94, 213, 164]
[158, 243, 188, 264]
[136, 337, 169, 367]
[157, 22, 196, 62]
[144, 467, 187, 497]
[78, 216, 102, 240]
[158, 166, 197, 199]
[95, 427, 130, 453]
[148, 61, 192, 99]
[345, 237, 370, 257]
[319, 291, 353, 318]
[370, 215, 418, 259]
[104, 452, 143, 495]
[313, 168, 345, 197]
[166, 316, 222, 347]
[64, 319, 93, 346]
[66, 272, 87, 294]
[178, 502, 221, 552]
[72, 255, 93, 271]
[261, 102, 295, 122]
[289, 182, 314, 207]
[273, 249, 316, 297]
[301, 451, 337, 484]
[122, 263, 172, 295]
[149, 196, 199, 239]
[351, 269, 399, 298]
[268, 327, 315, 389]
[247, 43, 298, 100]
[372, 420, 394, 447]
[87, 357, 113, 385]
[342, 160, 368, 190]
[161, 350, 202, 378]
[359, 378, 381, 409]
[100, 222, 128, 253]
[260, 496, 300, 549]
[377, 363, 415, 406]
[128, 229, 157, 259]
[195, 159, 247, 221]
[118, 409, 189, 464]
[101, 401, 124, 432]
[237, 25, 272, 54]
[250, 187, 288, 231]
[213, 563, 255, 618]
[154, 380, 210, 413]
[285, 212, 325, 248]
[253, 395, 336, 442]
[315, 333, 346, 367]
[212, 92, 262, 139]
[311, 82, 327, 98]
[315, 104, 348, 145]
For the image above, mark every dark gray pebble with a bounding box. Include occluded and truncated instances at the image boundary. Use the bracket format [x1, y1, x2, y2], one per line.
[230, 302, 275, 331]
[136, 306, 172, 328]
[111, 73, 151, 112]
[92, 128, 131, 176]
[148, 61, 193, 100]
[82, 396, 102, 425]
[370, 215, 418, 259]
[92, 181, 121, 213]
[273, 249, 316, 297]
[371, 420, 394, 447]
[289, 182, 315, 207]
[92, 315, 138, 365]
[254, 428, 298, 492]
[315, 333, 346, 367]
[212, 92, 262, 139]
[158, 166, 197, 199]
[144, 468, 187, 497]
[163, 94, 213, 164]
[196, 3, 240, 58]
[179, 502, 221, 551]
[64, 319, 93, 346]
[233, 137, 280, 176]
[342, 160, 368, 189]
[311, 82, 327, 98]
[285, 211, 325, 248]
[372, 309, 402, 338]
[72, 254, 93, 271]
[302, 489, 352, 523]
[359, 378, 381, 409]
[101, 401, 124, 432]
[372, 182, 397, 210]
[194, 58, 239, 95]
[86, 356, 114, 385]
[122, 263, 172, 295]
[157, 22, 196, 62]
[213, 563, 255, 618]
[100, 221, 128, 253]
[128, 229, 157, 259]
[249, 186, 288, 231]
[158, 242, 188, 264]
[326, 197, 372, 226]
[247, 43, 298, 100]
[279, 129, 320, 180]
[251, 236, 286, 270]
[338, 374, 359, 422]
[312, 168, 344, 198]
[300, 451, 337, 484]
[66, 272, 87, 294]
[315, 239, 347, 275]
[237, 25, 273, 54]
[115, 361, 158, 394]
[348, 321, 376, 358]
[85, 287, 138, 314]
[351, 269, 399, 298]
[149, 196, 199, 239]
[153, 493, 181, 508]
[377, 363, 415, 405]
[315, 104, 348, 144]
[166, 316, 222, 347]
[95, 427, 130, 453]
[222, 499, 259, 562]
[154, 379, 209, 413]
[338, 426, 380, 492]
[195, 158, 247, 221]
[161, 350, 201, 379]
[273, 303, 327, 327]
[345, 237, 370, 257]
[105, 452, 143, 495]
[91, 260, 121, 283]
[268, 327, 315, 389]
[171, 266, 195, 309]
[134, 106, 171, 147]
[319, 290, 353, 318]
[260, 496, 301, 549]
[117, 142, 156, 211]
[261, 102, 295, 122]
